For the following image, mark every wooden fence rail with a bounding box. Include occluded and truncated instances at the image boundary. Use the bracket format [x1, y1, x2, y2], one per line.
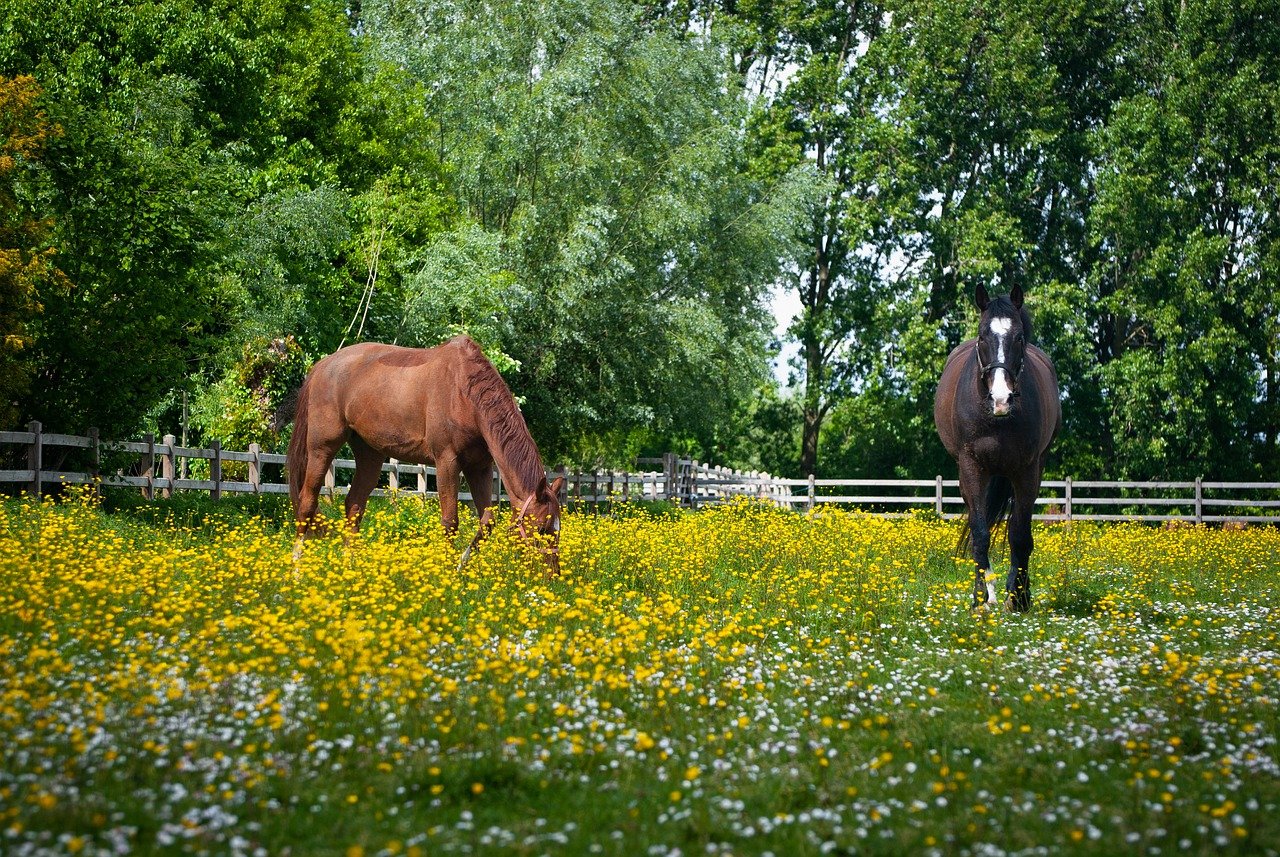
[4, 423, 1278, 524]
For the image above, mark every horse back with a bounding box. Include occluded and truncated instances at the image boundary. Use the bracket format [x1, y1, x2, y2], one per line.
[301, 340, 482, 461]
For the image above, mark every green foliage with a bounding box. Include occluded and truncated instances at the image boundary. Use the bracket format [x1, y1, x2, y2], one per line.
[3, 0, 1277, 481]
[188, 335, 309, 453]
[701, 0, 1280, 480]
[0, 0, 457, 440]
[1080, 0, 1280, 478]
[367, 0, 812, 463]
[0, 75, 66, 429]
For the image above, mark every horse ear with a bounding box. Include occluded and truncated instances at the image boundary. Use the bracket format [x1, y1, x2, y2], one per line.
[975, 283, 990, 311]
[1010, 284, 1024, 308]
[549, 476, 565, 499]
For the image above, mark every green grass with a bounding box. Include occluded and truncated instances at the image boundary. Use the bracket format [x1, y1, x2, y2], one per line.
[1, 491, 1278, 855]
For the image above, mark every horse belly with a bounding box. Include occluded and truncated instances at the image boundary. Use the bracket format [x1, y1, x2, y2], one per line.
[340, 398, 440, 464]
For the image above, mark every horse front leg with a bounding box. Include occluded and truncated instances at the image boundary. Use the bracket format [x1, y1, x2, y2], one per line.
[457, 460, 496, 570]
[436, 454, 461, 537]
[1004, 473, 1039, 613]
[959, 459, 996, 609]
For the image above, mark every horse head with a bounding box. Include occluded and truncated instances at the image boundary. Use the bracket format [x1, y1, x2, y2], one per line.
[514, 476, 565, 575]
[974, 283, 1030, 418]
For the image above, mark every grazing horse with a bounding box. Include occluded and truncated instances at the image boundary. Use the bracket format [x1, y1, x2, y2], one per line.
[287, 336, 564, 573]
[934, 284, 1061, 611]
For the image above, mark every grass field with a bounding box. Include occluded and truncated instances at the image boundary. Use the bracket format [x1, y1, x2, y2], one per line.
[2, 490, 1278, 856]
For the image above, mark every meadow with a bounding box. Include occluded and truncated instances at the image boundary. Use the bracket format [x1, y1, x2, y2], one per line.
[2, 490, 1278, 856]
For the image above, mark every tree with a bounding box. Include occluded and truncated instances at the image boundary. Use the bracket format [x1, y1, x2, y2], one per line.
[366, 0, 810, 462]
[662, 0, 898, 476]
[0, 0, 454, 443]
[0, 75, 66, 428]
[1083, 0, 1280, 478]
[834, 0, 1138, 479]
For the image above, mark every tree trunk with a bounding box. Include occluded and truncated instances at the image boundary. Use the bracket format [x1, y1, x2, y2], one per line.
[801, 397, 823, 477]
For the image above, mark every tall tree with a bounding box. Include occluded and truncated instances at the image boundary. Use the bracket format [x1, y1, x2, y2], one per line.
[367, 0, 811, 462]
[675, 0, 896, 476]
[841, 0, 1137, 478]
[1084, 0, 1280, 478]
[0, 75, 67, 428]
[0, 0, 453, 443]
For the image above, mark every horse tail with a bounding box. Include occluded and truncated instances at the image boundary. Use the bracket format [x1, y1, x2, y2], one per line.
[956, 475, 1014, 559]
[286, 377, 312, 510]
[983, 475, 1014, 534]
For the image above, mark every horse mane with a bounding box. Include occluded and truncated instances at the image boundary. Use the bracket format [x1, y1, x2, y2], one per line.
[984, 295, 1035, 344]
[454, 337, 547, 492]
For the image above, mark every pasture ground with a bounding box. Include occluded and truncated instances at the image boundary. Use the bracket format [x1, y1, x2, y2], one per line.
[2, 490, 1278, 856]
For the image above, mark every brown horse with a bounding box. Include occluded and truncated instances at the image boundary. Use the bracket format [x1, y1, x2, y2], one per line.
[934, 284, 1061, 611]
[287, 336, 563, 573]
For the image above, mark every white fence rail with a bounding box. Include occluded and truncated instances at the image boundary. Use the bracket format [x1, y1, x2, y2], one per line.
[4, 423, 1278, 524]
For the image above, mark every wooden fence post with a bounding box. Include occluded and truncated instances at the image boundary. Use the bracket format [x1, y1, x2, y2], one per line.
[935, 475, 943, 515]
[162, 434, 176, 498]
[249, 443, 261, 494]
[388, 458, 399, 493]
[807, 473, 816, 514]
[418, 463, 428, 497]
[27, 420, 41, 498]
[1195, 476, 1203, 525]
[88, 427, 100, 496]
[662, 453, 676, 502]
[325, 461, 336, 497]
[210, 439, 222, 501]
[1065, 476, 1073, 522]
[141, 432, 155, 500]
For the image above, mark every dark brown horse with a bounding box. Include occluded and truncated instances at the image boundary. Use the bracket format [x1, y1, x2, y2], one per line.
[934, 285, 1061, 611]
[287, 336, 564, 573]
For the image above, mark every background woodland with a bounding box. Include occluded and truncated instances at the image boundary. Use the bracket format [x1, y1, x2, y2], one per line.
[1, 0, 1277, 480]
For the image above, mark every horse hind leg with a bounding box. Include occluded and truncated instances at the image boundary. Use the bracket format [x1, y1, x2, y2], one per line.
[1003, 477, 1038, 613]
[292, 452, 332, 562]
[292, 428, 347, 557]
[344, 435, 385, 537]
[294, 452, 331, 537]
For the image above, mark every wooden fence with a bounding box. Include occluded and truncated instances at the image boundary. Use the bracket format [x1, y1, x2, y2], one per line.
[4, 422, 1279, 524]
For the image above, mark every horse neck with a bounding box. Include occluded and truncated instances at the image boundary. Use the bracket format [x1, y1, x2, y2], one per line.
[486, 425, 546, 501]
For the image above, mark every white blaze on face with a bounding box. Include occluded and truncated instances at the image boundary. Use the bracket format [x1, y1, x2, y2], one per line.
[988, 317, 1014, 415]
